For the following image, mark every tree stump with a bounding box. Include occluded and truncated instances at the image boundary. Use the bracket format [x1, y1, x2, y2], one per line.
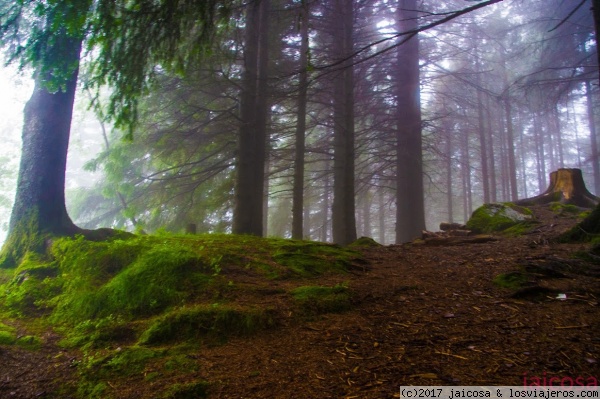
[515, 168, 599, 208]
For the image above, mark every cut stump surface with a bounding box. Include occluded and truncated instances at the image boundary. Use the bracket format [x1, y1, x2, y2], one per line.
[515, 168, 599, 208]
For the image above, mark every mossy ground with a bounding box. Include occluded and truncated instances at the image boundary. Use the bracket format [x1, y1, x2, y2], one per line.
[492, 271, 529, 289]
[290, 283, 352, 317]
[466, 203, 535, 235]
[0, 232, 361, 398]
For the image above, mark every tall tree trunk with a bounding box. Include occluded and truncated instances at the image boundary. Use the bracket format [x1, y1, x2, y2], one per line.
[461, 120, 472, 222]
[475, 49, 490, 204]
[362, 186, 372, 237]
[233, 0, 270, 236]
[503, 97, 519, 201]
[518, 109, 528, 199]
[1, 37, 82, 267]
[585, 80, 600, 195]
[292, 1, 310, 239]
[321, 161, 331, 242]
[331, 0, 357, 245]
[485, 95, 497, 202]
[378, 187, 385, 244]
[395, 0, 425, 243]
[552, 105, 564, 168]
[533, 113, 546, 194]
[593, 0, 600, 83]
[444, 124, 454, 223]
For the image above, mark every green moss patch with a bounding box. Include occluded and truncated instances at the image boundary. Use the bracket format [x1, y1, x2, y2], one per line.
[291, 283, 352, 316]
[348, 236, 383, 249]
[161, 382, 209, 399]
[139, 304, 276, 346]
[270, 240, 358, 278]
[0, 323, 40, 348]
[549, 202, 581, 216]
[0, 329, 16, 345]
[467, 203, 535, 234]
[0, 232, 365, 397]
[493, 271, 529, 289]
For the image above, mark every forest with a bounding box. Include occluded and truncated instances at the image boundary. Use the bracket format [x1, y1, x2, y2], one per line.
[0, 0, 599, 398]
[0, 0, 597, 249]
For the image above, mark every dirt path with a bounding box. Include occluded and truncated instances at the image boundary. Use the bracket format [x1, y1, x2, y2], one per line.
[1, 206, 599, 398]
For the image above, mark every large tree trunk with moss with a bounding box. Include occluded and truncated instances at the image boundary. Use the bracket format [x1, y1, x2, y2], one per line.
[0, 38, 83, 268]
[515, 169, 599, 209]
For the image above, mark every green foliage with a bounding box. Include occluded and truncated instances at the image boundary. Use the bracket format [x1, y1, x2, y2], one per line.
[0, 1, 90, 91]
[291, 283, 352, 316]
[139, 304, 276, 346]
[466, 203, 534, 234]
[86, 0, 231, 133]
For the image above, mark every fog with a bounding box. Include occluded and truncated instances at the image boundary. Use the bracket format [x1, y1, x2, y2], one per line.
[0, 0, 597, 246]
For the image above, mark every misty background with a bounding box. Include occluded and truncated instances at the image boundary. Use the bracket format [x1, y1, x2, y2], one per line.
[0, 0, 596, 245]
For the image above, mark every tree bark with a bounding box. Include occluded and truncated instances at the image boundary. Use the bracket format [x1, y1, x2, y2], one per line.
[292, 1, 310, 240]
[515, 168, 599, 208]
[233, 0, 270, 236]
[585, 80, 600, 195]
[331, 0, 357, 245]
[461, 120, 472, 222]
[564, 0, 600, 242]
[593, 0, 600, 84]
[485, 94, 497, 202]
[378, 188, 385, 244]
[503, 97, 519, 201]
[0, 37, 82, 267]
[444, 120, 454, 223]
[395, 0, 426, 243]
[475, 47, 490, 204]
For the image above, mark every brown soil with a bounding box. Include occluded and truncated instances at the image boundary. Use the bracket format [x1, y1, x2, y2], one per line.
[1, 205, 599, 398]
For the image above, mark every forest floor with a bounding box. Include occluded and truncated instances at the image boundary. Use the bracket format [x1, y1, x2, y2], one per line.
[1, 205, 599, 398]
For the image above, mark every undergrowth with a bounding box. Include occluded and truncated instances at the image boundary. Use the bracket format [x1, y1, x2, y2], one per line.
[0, 232, 360, 398]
